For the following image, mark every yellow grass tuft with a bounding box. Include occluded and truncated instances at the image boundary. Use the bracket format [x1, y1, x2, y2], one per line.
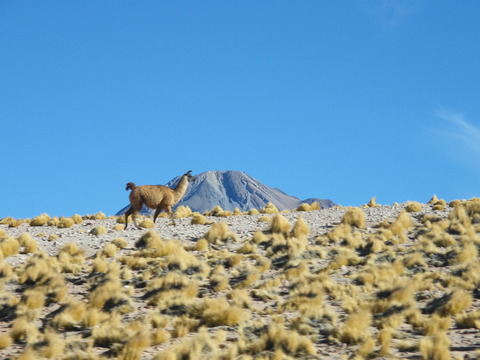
[35, 331, 65, 358]
[367, 197, 379, 207]
[120, 331, 151, 360]
[292, 216, 309, 238]
[20, 288, 46, 310]
[51, 300, 87, 329]
[89, 226, 107, 236]
[0, 334, 12, 349]
[378, 328, 392, 356]
[102, 243, 118, 257]
[424, 314, 451, 336]
[449, 199, 462, 208]
[456, 310, 480, 329]
[151, 328, 171, 345]
[30, 213, 50, 226]
[0, 236, 20, 257]
[205, 205, 223, 216]
[139, 218, 155, 229]
[112, 237, 128, 249]
[356, 336, 375, 358]
[419, 333, 451, 360]
[92, 212, 107, 220]
[15, 348, 35, 360]
[135, 230, 162, 249]
[58, 217, 75, 228]
[10, 317, 40, 343]
[173, 206, 192, 219]
[202, 222, 237, 244]
[260, 202, 280, 214]
[390, 210, 412, 235]
[191, 213, 207, 225]
[0, 217, 16, 225]
[17, 233, 38, 254]
[338, 309, 372, 344]
[296, 203, 313, 211]
[71, 214, 83, 224]
[405, 201, 422, 212]
[341, 208, 366, 228]
[246, 322, 316, 356]
[437, 290, 472, 316]
[197, 298, 247, 326]
[270, 214, 291, 235]
[113, 223, 125, 231]
[92, 313, 128, 347]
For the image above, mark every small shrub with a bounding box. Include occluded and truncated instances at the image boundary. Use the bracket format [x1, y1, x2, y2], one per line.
[367, 197, 379, 207]
[135, 230, 162, 249]
[191, 213, 207, 225]
[260, 202, 280, 214]
[47, 217, 60, 226]
[338, 309, 372, 344]
[193, 238, 208, 251]
[296, 203, 313, 212]
[197, 298, 247, 326]
[30, 214, 49, 226]
[0, 334, 12, 349]
[174, 206, 193, 219]
[341, 208, 366, 229]
[139, 219, 155, 229]
[437, 290, 473, 316]
[405, 201, 422, 212]
[17, 233, 37, 253]
[270, 214, 291, 235]
[102, 243, 118, 257]
[202, 222, 237, 244]
[292, 216, 309, 238]
[71, 214, 83, 224]
[58, 217, 75, 228]
[419, 333, 451, 360]
[113, 224, 125, 231]
[112, 237, 128, 249]
[120, 331, 151, 360]
[0, 237, 20, 257]
[90, 226, 107, 236]
[92, 212, 107, 220]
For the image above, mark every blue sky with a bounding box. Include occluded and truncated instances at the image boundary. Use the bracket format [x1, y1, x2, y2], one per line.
[1, 0, 479, 218]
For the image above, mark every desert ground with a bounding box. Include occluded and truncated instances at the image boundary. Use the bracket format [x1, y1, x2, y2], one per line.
[0, 198, 479, 359]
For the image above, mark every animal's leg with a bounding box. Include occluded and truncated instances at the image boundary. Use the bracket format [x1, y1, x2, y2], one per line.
[124, 207, 133, 230]
[166, 205, 176, 225]
[132, 210, 140, 229]
[153, 207, 162, 223]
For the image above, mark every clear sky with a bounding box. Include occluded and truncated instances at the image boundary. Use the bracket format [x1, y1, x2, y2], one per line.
[1, 0, 479, 219]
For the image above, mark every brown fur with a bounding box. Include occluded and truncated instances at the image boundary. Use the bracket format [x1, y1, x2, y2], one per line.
[124, 171, 194, 229]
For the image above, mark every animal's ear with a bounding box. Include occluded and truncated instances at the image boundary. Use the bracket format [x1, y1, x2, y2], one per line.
[185, 170, 192, 176]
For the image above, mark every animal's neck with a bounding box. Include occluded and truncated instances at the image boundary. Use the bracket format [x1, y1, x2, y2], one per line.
[173, 175, 189, 201]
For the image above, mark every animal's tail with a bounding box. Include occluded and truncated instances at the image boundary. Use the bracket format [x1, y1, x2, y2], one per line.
[126, 182, 136, 191]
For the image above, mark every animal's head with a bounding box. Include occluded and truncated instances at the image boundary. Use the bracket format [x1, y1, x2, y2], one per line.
[184, 170, 195, 182]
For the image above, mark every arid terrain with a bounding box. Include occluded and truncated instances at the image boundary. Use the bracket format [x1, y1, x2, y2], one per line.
[1, 198, 480, 359]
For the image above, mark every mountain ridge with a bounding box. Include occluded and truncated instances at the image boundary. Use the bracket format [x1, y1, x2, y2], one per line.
[116, 170, 335, 215]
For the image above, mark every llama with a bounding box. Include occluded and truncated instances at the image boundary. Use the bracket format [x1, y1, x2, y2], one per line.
[124, 170, 195, 229]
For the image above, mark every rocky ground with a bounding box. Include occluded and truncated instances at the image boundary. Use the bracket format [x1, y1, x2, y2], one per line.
[0, 200, 479, 359]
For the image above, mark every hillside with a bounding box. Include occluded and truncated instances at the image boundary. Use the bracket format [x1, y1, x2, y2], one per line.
[117, 170, 335, 215]
[1, 198, 479, 359]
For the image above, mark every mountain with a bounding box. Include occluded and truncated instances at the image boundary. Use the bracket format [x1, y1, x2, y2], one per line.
[116, 170, 335, 215]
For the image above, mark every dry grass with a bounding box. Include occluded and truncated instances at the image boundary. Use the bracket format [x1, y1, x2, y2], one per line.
[2, 199, 480, 359]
